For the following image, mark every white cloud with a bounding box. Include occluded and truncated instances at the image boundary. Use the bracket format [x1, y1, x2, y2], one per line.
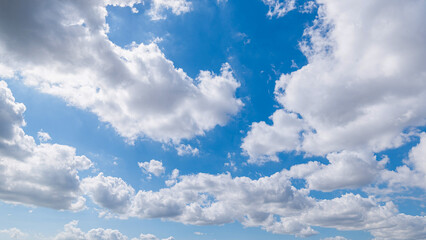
[0, 0, 242, 145]
[0, 81, 91, 210]
[133, 234, 174, 240]
[148, 0, 192, 20]
[175, 144, 199, 156]
[83, 171, 312, 229]
[408, 133, 426, 175]
[165, 169, 180, 186]
[286, 151, 387, 191]
[261, 0, 296, 18]
[0, 228, 27, 240]
[54, 220, 128, 240]
[243, 0, 426, 162]
[367, 134, 426, 196]
[37, 130, 51, 142]
[267, 193, 426, 239]
[322, 237, 348, 240]
[5, 221, 173, 240]
[241, 110, 305, 164]
[81, 169, 426, 238]
[138, 159, 165, 177]
[82, 173, 135, 214]
[299, 1, 316, 13]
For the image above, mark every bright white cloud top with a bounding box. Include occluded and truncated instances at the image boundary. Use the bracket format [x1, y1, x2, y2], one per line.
[0, 0, 242, 144]
[243, 0, 426, 162]
[0, 81, 91, 211]
[0, 0, 424, 240]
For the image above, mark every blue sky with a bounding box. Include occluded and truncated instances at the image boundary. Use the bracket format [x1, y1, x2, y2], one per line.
[0, 0, 425, 240]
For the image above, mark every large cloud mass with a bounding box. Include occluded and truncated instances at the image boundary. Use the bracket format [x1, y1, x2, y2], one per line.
[243, 0, 426, 162]
[0, 81, 91, 210]
[0, 0, 242, 144]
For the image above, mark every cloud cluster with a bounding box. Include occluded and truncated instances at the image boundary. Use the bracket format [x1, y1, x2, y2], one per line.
[138, 159, 166, 177]
[243, 0, 426, 162]
[1, 80, 421, 238]
[0, 228, 26, 240]
[149, 0, 192, 20]
[54, 220, 173, 240]
[372, 134, 426, 194]
[261, 0, 296, 18]
[82, 169, 426, 239]
[0, 0, 242, 144]
[0, 81, 91, 210]
[285, 151, 387, 192]
[82, 173, 135, 214]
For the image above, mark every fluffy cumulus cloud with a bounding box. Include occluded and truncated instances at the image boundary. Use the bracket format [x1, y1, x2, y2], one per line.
[81, 169, 426, 239]
[408, 133, 426, 176]
[54, 220, 174, 240]
[0, 81, 91, 210]
[243, 0, 426, 162]
[83, 171, 312, 230]
[261, 0, 296, 18]
[138, 159, 165, 177]
[54, 221, 128, 240]
[175, 144, 199, 156]
[241, 109, 306, 164]
[0, 0, 242, 144]
[371, 134, 426, 194]
[1, 222, 174, 240]
[82, 173, 135, 215]
[240, 3, 426, 236]
[286, 151, 387, 192]
[0, 228, 27, 240]
[148, 0, 192, 20]
[37, 130, 51, 142]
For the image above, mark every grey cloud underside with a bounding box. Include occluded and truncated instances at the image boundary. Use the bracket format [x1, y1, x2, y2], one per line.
[0, 0, 242, 143]
[1, 72, 422, 239]
[0, 0, 425, 239]
[242, 0, 426, 198]
[81, 171, 426, 239]
[0, 81, 91, 210]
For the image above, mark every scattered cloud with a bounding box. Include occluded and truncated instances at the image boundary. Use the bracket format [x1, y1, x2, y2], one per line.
[175, 144, 199, 156]
[37, 130, 51, 142]
[299, 1, 317, 13]
[0, 228, 27, 240]
[290, 59, 298, 68]
[322, 237, 348, 240]
[148, 0, 192, 20]
[286, 151, 387, 191]
[261, 0, 296, 18]
[134, 233, 174, 240]
[138, 160, 166, 177]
